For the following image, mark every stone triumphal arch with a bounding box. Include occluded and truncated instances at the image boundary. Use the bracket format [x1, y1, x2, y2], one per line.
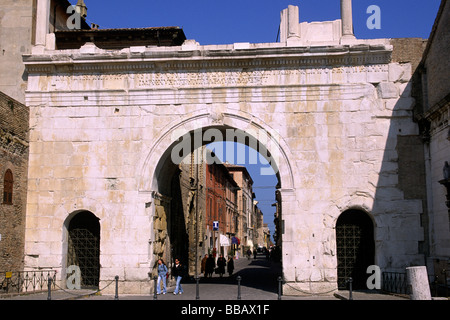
[23, 1, 426, 295]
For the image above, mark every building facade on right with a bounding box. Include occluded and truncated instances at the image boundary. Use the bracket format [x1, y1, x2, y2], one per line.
[414, 0, 450, 283]
[224, 164, 255, 255]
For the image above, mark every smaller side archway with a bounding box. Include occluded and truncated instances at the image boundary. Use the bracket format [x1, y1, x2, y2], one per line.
[336, 209, 375, 289]
[65, 211, 101, 288]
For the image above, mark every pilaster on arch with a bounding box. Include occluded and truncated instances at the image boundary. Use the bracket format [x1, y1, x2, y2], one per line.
[138, 109, 298, 193]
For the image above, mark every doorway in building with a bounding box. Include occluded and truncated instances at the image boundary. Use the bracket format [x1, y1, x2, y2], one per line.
[66, 211, 100, 288]
[336, 209, 375, 289]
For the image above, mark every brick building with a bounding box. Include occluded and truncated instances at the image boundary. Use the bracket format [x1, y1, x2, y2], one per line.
[224, 164, 255, 255]
[0, 91, 29, 271]
[205, 155, 239, 257]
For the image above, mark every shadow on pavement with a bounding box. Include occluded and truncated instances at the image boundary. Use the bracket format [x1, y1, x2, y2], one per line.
[184, 255, 282, 294]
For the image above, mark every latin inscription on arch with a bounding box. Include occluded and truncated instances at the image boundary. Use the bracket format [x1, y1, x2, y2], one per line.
[49, 65, 388, 90]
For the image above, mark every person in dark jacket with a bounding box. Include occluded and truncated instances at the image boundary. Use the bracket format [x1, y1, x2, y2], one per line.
[205, 254, 215, 278]
[227, 256, 234, 276]
[217, 254, 226, 277]
[172, 258, 185, 295]
[201, 254, 208, 276]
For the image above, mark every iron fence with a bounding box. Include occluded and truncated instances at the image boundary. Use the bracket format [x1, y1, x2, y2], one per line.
[382, 272, 408, 295]
[0, 270, 56, 294]
[382, 271, 447, 297]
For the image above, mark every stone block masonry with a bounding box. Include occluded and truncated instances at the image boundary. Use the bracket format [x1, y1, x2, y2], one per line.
[20, 3, 430, 294]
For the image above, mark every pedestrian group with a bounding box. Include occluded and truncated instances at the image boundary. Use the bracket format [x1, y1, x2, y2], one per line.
[156, 252, 238, 296]
[156, 258, 187, 295]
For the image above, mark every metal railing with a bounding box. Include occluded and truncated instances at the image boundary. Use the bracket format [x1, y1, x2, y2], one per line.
[382, 271, 448, 297]
[0, 270, 56, 294]
[382, 272, 408, 295]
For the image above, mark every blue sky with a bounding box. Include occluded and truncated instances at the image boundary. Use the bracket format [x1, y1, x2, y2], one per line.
[75, 0, 441, 241]
[80, 0, 441, 44]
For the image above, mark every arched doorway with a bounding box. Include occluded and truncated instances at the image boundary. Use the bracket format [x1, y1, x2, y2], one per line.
[336, 209, 375, 289]
[66, 211, 101, 288]
[145, 123, 288, 277]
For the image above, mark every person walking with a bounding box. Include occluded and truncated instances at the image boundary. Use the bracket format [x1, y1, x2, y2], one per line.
[201, 254, 208, 276]
[205, 254, 215, 278]
[172, 258, 185, 295]
[227, 256, 234, 276]
[156, 259, 168, 294]
[217, 254, 226, 277]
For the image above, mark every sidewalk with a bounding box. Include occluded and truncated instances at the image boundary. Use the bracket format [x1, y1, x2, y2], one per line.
[0, 288, 98, 300]
[333, 290, 408, 300]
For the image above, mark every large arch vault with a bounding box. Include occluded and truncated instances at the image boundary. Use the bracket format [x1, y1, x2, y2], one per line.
[139, 111, 297, 193]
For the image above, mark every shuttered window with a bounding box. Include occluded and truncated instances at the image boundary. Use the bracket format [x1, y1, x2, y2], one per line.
[3, 169, 13, 205]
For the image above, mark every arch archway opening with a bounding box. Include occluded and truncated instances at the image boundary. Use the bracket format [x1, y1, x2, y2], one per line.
[153, 125, 282, 194]
[66, 210, 101, 289]
[336, 209, 375, 290]
[150, 124, 282, 280]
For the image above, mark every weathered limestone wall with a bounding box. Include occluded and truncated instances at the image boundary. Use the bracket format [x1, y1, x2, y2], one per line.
[0, 0, 35, 103]
[23, 37, 426, 294]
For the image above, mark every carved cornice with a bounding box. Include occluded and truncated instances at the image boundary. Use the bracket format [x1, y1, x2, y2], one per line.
[421, 95, 450, 137]
[23, 43, 392, 75]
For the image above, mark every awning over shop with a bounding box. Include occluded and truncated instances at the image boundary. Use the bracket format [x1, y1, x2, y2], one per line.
[220, 234, 230, 246]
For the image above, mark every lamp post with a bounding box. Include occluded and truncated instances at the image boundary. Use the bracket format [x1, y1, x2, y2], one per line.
[191, 147, 200, 298]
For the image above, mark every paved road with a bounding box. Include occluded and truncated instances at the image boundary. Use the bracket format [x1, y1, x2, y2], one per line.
[87, 253, 287, 300]
[0, 253, 408, 300]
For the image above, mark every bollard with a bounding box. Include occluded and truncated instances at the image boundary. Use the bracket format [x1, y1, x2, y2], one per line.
[406, 266, 431, 300]
[47, 277, 52, 300]
[114, 276, 119, 300]
[195, 276, 200, 300]
[237, 276, 242, 300]
[443, 269, 448, 298]
[153, 276, 158, 300]
[277, 276, 283, 300]
[347, 277, 353, 300]
[434, 276, 439, 297]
